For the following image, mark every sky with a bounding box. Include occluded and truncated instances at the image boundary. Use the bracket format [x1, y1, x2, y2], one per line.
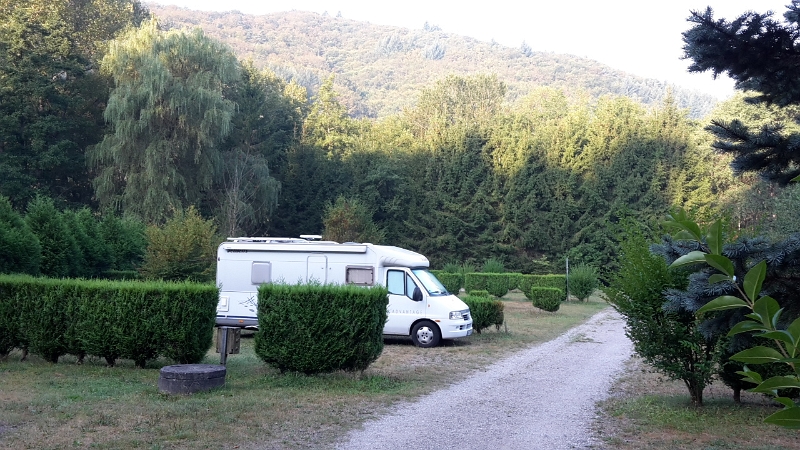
[148, 0, 791, 99]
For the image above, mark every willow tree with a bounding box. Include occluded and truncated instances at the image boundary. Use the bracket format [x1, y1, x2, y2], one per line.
[90, 19, 239, 223]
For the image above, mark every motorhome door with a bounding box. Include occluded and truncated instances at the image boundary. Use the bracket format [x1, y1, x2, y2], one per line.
[385, 269, 425, 335]
[307, 255, 327, 284]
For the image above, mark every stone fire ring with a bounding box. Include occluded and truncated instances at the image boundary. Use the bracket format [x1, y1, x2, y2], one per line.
[158, 364, 226, 395]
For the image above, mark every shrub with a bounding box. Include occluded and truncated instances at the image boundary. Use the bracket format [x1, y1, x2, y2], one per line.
[255, 283, 388, 374]
[469, 290, 490, 298]
[485, 274, 510, 297]
[462, 296, 504, 333]
[441, 262, 461, 274]
[25, 196, 77, 278]
[518, 274, 566, 298]
[100, 213, 146, 271]
[0, 275, 218, 366]
[139, 206, 218, 282]
[482, 258, 505, 273]
[569, 264, 599, 301]
[0, 195, 40, 275]
[529, 287, 563, 312]
[604, 225, 714, 406]
[435, 272, 463, 294]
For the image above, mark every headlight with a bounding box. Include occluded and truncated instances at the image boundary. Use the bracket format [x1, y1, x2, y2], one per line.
[449, 310, 464, 320]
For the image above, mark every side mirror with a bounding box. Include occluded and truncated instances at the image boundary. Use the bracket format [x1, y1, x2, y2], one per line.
[412, 287, 423, 302]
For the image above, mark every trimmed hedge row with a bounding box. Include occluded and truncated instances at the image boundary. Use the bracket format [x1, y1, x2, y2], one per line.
[0, 275, 218, 367]
[529, 287, 564, 312]
[518, 274, 566, 297]
[435, 272, 463, 294]
[254, 283, 388, 374]
[462, 295, 504, 333]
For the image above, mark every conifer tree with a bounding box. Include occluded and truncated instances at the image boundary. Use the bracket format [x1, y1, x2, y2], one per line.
[683, 1, 800, 183]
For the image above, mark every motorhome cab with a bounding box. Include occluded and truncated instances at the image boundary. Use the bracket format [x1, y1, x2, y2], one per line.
[215, 237, 473, 347]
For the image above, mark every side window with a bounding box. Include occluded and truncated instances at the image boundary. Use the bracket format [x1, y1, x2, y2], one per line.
[387, 270, 405, 295]
[346, 266, 375, 286]
[251, 262, 271, 285]
[405, 274, 418, 298]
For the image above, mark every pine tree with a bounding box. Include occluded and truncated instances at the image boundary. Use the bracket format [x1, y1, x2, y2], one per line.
[683, 1, 800, 184]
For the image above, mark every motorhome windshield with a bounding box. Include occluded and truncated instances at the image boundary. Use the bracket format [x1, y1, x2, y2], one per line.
[412, 269, 449, 296]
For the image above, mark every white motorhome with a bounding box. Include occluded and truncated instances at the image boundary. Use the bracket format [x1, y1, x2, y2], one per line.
[215, 237, 473, 347]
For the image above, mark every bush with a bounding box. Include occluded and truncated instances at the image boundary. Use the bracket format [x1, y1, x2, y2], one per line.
[482, 258, 505, 273]
[0, 195, 40, 275]
[441, 262, 461, 274]
[0, 275, 218, 366]
[254, 283, 388, 374]
[469, 290, 490, 298]
[25, 196, 77, 278]
[435, 272, 463, 294]
[465, 273, 511, 297]
[518, 274, 566, 299]
[462, 296, 504, 333]
[139, 206, 218, 282]
[569, 264, 599, 301]
[529, 287, 563, 312]
[604, 226, 714, 406]
[100, 213, 146, 271]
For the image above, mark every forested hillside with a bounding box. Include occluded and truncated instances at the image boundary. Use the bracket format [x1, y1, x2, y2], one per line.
[147, 5, 718, 119]
[3, 0, 790, 279]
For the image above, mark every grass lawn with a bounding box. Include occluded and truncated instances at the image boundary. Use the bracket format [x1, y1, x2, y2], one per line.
[594, 358, 800, 450]
[0, 292, 605, 449]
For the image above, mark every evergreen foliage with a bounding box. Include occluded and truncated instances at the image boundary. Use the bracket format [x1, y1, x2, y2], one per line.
[0, 275, 218, 366]
[529, 287, 563, 312]
[321, 196, 385, 244]
[462, 295, 504, 333]
[569, 264, 599, 301]
[0, 195, 40, 275]
[24, 196, 78, 278]
[683, 2, 800, 184]
[0, 0, 147, 209]
[139, 207, 219, 283]
[605, 224, 715, 406]
[254, 283, 388, 374]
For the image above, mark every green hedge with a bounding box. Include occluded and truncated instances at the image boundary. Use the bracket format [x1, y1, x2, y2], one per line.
[518, 275, 566, 298]
[254, 283, 388, 374]
[0, 275, 218, 366]
[434, 272, 463, 294]
[465, 273, 512, 297]
[462, 296, 504, 333]
[529, 287, 564, 312]
[469, 290, 490, 298]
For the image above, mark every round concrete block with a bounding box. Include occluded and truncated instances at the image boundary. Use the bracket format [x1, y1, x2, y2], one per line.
[158, 364, 226, 395]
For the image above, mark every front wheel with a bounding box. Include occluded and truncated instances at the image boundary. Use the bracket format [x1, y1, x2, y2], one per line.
[411, 321, 441, 348]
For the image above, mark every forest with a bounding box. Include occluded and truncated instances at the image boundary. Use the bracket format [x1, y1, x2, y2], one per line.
[1, 0, 798, 278]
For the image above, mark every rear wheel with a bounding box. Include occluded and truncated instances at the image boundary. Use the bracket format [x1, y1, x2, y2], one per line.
[411, 321, 441, 348]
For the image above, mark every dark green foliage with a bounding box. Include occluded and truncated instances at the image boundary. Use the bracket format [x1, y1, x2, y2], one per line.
[254, 283, 388, 374]
[529, 287, 563, 312]
[139, 207, 218, 283]
[434, 272, 463, 294]
[481, 258, 505, 273]
[485, 274, 511, 298]
[462, 295, 504, 333]
[605, 226, 715, 406]
[24, 196, 78, 278]
[322, 196, 385, 244]
[469, 290, 490, 298]
[0, 195, 40, 275]
[569, 264, 599, 301]
[652, 227, 800, 401]
[0, 275, 217, 367]
[518, 275, 567, 299]
[99, 213, 146, 272]
[683, 3, 800, 184]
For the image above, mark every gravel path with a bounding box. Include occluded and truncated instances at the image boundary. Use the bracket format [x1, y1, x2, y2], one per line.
[335, 309, 632, 450]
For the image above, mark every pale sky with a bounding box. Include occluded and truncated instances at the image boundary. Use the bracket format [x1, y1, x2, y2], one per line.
[147, 0, 791, 99]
